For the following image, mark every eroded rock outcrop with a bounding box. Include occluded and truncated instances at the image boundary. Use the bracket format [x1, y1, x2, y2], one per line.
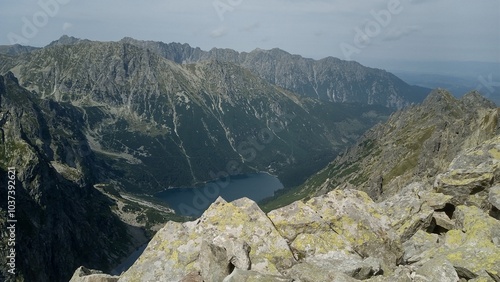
[118, 197, 294, 281]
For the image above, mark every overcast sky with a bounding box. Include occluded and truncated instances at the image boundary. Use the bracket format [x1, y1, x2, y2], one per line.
[1, 0, 499, 72]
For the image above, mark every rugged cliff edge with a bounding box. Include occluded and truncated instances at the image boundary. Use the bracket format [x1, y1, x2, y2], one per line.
[73, 133, 500, 281]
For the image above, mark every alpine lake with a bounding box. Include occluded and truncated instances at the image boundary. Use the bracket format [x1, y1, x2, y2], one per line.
[154, 172, 284, 217]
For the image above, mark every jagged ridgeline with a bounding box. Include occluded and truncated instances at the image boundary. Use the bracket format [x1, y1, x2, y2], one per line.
[0, 39, 409, 193]
[118, 36, 429, 108]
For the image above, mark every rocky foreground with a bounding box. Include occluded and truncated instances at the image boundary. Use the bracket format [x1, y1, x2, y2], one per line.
[71, 135, 500, 281]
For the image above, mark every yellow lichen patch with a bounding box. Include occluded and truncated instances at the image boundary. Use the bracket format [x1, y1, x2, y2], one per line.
[440, 172, 493, 186]
[419, 192, 453, 209]
[446, 247, 500, 275]
[455, 206, 499, 246]
[488, 147, 500, 160]
[444, 230, 466, 249]
[471, 150, 485, 156]
[331, 217, 377, 247]
[291, 231, 352, 256]
[446, 251, 464, 261]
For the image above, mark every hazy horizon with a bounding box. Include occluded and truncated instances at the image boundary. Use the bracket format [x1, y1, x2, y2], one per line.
[1, 1, 498, 62]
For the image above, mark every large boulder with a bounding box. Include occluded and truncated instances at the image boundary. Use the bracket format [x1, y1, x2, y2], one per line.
[402, 230, 440, 265]
[119, 197, 295, 281]
[444, 205, 500, 279]
[268, 189, 402, 274]
[414, 257, 459, 282]
[405, 205, 500, 281]
[377, 183, 435, 242]
[435, 136, 500, 205]
[284, 261, 359, 282]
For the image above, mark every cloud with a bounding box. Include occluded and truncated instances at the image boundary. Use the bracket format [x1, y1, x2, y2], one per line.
[383, 26, 421, 41]
[210, 26, 229, 38]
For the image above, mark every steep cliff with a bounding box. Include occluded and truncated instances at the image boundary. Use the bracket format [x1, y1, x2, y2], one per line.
[0, 73, 141, 281]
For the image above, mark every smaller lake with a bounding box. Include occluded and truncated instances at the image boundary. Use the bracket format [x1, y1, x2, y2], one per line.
[155, 173, 284, 217]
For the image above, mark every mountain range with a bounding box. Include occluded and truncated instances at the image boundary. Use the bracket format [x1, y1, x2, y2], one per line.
[0, 36, 433, 281]
[0, 36, 427, 192]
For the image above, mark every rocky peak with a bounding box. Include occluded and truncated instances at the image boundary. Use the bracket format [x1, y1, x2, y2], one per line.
[461, 90, 497, 109]
[2, 37, 431, 108]
[47, 35, 88, 47]
[421, 88, 458, 108]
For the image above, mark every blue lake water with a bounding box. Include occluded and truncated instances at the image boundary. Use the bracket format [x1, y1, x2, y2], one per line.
[155, 173, 284, 217]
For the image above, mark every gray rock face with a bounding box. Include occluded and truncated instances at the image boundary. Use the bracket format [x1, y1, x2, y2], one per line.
[268, 189, 402, 273]
[0, 74, 136, 282]
[435, 135, 500, 206]
[489, 185, 500, 210]
[118, 197, 295, 282]
[284, 262, 359, 282]
[305, 89, 500, 201]
[402, 230, 440, 264]
[414, 258, 460, 282]
[222, 269, 293, 282]
[199, 241, 232, 282]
